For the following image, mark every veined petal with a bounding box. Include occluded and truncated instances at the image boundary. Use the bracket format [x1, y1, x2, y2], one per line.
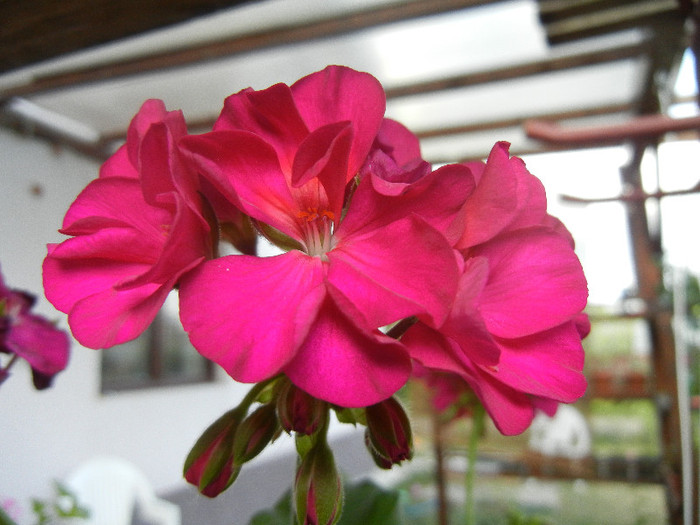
[455, 143, 517, 248]
[139, 117, 197, 208]
[342, 163, 474, 246]
[284, 292, 411, 407]
[99, 144, 137, 179]
[465, 365, 535, 436]
[372, 118, 423, 168]
[178, 251, 325, 383]
[181, 131, 302, 240]
[406, 324, 532, 435]
[403, 322, 467, 376]
[119, 193, 209, 288]
[329, 214, 458, 328]
[473, 228, 588, 338]
[291, 66, 386, 176]
[48, 227, 162, 264]
[490, 321, 587, 402]
[126, 99, 185, 169]
[291, 121, 352, 222]
[68, 282, 171, 348]
[43, 248, 152, 314]
[440, 258, 500, 368]
[456, 142, 547, 249]
[215, 84, 309, 174]
[61, 177, 169, 237]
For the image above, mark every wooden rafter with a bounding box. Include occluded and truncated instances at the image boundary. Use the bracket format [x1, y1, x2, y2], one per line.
[0, 0, 507, 100]
[0, 0, 257, 75]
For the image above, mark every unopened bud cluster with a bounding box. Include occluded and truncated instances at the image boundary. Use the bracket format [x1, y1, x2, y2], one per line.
[184, 376, 414, 525]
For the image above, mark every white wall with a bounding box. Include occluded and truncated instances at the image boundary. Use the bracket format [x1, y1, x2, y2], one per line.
[0, 129, 258, 521]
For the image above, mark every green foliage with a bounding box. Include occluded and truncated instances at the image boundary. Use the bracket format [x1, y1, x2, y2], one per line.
[249, 479, 404, 525]
[0, 506, 17, 525]
[506, 509, 551, 525]
[31, 482, 89, 525]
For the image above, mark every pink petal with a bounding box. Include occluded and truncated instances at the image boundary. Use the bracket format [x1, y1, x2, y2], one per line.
[6, 313, 70, 375]
[329, 214, 459, 328]
[533, 397, 560, 416]
[181, 131, 302, 240]
[490, 321, 587, 402]
[67, 281, 172, 348]
[118, 194, 209, 289]
[440, 258, 500, 367]
[125, 99, 179, 168]
[408, 331, 534, 435]
[99, 144, 137, 179]
[455, 143, 519, 248]
[373, 118, 423, 168]
[291, 122, 352, 222]
[466, 365, 536, 435]
[291, 66, 386, 176]
[455, 142, 547, 250]
[61, 177, 170, 236]
[473, 228, 588, 338]
[47, 227, 162, 265]
[284, 292, 411, 407]
[178, 251, 325, 383]
[215, 84, 309, 174]
[403, 322, 467, 375]
[365, 151, 431, 196]
[43, 248, 153, 314]
[346, 163, 474, 245]
[138, 118, 196, 207]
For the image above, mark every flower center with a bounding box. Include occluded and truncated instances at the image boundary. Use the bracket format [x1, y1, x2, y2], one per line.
[298, 208, 335, 259]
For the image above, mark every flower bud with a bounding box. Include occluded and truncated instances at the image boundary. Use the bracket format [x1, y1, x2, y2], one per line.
[363, 430, 394, 470]
[183, 408, 242, 497]
[295, 441, 343, 525]
[232, 403, 279, 464]
[364, 396, 413, 467]
[276, 380, 328, 435]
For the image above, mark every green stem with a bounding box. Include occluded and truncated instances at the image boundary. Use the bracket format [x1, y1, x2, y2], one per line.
[238, 375, 280, 412]
[465, 404, 484, 525]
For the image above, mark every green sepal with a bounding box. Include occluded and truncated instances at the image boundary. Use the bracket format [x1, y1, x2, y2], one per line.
[333, 406, 366, 426]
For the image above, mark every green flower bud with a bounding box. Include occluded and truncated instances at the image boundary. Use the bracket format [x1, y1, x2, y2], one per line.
[183, 408, 242, 497]
[364, 396, 413, 467]
[294, 441, 343, 525]
[276, 380, 328, 435]
[233, 403, 279, 464]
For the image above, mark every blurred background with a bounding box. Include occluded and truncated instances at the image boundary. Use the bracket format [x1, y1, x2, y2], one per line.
[1, 1, 700, 524]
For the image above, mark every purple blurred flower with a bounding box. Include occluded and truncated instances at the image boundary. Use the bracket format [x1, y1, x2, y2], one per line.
[0, 265, 69, 390]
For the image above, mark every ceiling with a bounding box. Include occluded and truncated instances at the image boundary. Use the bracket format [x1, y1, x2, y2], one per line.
[0, 0, 697, 164]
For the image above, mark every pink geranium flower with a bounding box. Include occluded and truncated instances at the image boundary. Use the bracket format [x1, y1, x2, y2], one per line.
[0, 265, 69, 390]
[179, 66, 468, 407]
[43, 100, 212, 349]
[404, 143, 589, 435]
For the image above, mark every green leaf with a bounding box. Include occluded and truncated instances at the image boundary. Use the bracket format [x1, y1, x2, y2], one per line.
[248, 491, 293, 525]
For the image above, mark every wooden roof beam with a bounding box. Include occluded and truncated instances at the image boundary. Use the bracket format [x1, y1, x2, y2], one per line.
[540, 0, 684, 45]
[384, 40, 649, 99]
[0, 0, 506, 100]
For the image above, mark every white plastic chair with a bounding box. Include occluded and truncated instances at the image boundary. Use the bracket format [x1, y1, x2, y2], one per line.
[64, 457, 181, 525]
[528, 405, 592, 460]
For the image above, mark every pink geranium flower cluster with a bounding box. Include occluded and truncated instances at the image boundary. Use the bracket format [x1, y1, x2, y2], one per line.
[42, 65, 587, 521]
